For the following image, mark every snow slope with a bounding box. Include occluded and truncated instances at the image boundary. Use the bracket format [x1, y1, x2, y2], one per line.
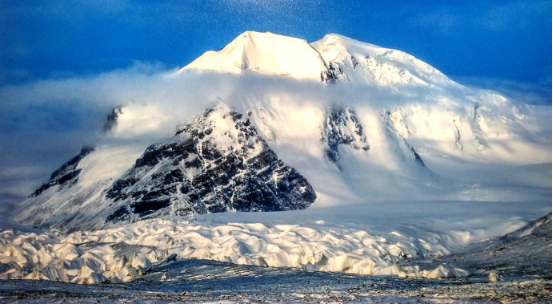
[312, 34, 455, 87]
[179, 31, 328, 81]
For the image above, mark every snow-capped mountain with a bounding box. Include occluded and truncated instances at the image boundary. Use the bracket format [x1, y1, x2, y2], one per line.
[17, 31, 551, 231]
[180, 31, 328, 81]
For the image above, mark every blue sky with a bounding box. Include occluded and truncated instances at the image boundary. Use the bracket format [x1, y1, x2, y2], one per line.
[0, 0, 551, 206]
[1, 0, 551, 86]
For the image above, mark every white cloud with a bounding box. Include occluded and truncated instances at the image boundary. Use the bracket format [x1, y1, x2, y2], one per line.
[481, 0, 550, 31]
[454, 75, 552, 106]
[0, 62, 170, 202]
[409, 0, 550, 33]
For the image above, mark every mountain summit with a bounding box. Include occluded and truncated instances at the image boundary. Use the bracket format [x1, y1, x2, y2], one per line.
[180, 31, 454, 87]
[17, 31, 551, 232]
[181, 31, 328, 81]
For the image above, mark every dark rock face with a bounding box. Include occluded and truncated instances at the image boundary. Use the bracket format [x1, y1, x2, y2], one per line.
[105, 104, 316, 222]
[321, 106, 370, 169]
[103, 106, 123, 133]
[382, 110, 427, 168]
[30, 146, 95, 197]
[320, 62, 347, 83]
[351, 56, 359, 68]
[404, 140, 426, 167]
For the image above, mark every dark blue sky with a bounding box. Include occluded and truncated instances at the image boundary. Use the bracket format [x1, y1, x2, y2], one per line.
[1, 0, 551, 87]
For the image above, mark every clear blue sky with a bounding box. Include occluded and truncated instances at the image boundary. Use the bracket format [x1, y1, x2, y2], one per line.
[1, 0, 551, 86]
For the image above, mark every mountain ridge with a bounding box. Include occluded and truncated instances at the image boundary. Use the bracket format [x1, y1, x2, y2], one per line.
[178, 31, 457, 88]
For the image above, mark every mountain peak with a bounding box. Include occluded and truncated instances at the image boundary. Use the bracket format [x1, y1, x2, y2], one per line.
[177, 31, 455, 87]
[181, 31, 328, 80]
[311, 34, 453, 87]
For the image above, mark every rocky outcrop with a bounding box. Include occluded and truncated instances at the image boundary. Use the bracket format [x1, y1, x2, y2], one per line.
[30, 146, 95, 197]
[103, 106, 123, 133]
[383, 110, 426, 168]
[320, 62, 347, 83]
[105, 103, 316, 222]
[321, 106, 370, 169]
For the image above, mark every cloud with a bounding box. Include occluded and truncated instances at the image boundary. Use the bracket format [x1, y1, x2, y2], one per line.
[0, 62, 170, 200]
[412, 11, 460, 32]
[409, 0, 550, 33]
[480, 0, 550, 31]
[454, 75, 552, 106]
[0, 61, 333, 206]
[0, 200, 19, 230]
[0, 61, 288, 202]
[0, 165, 45, 199]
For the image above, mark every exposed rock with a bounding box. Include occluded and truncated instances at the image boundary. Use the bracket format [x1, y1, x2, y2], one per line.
[351, 55, 359, 68]
[501, 212, 552, 242]
[383, 110, 426, 168]
[405, 141, 426, 167]
[105, 103, 316, 222]
[30, 146, 95, 197]
[320, 62, 347, 83]
[321, 106, 370, 169]
[103, 106, 123, 133]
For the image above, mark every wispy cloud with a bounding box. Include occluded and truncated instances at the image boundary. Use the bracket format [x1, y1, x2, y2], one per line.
[409, 0, 550, 33]
[455, 75, 552, 105]
[480, 0, 550, 31]
[411, 10, 461, 33]
[1, 62, 550, 206]
[0, 62, 169, 199]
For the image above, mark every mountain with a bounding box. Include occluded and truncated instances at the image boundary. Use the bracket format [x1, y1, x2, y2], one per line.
[403, 212, 552, 279]
[180, 31, 328, 81]
[16, 31, 551, 232]
[104, 103, 315, 223]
